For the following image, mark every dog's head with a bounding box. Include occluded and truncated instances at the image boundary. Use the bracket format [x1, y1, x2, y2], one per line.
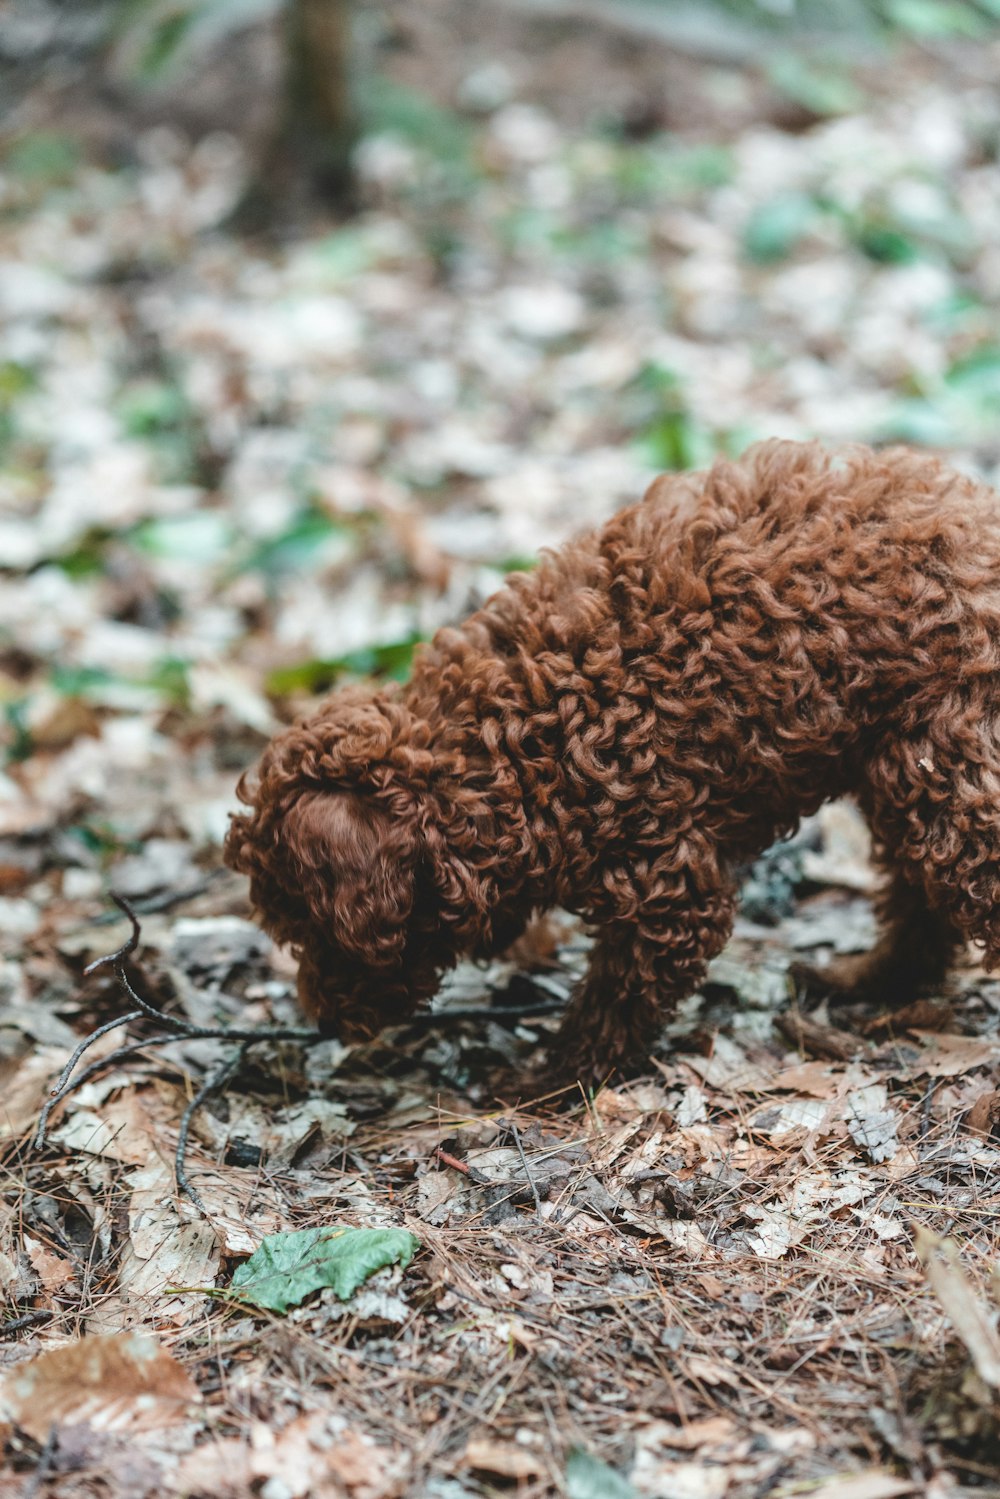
[223, 691, 456, 1040]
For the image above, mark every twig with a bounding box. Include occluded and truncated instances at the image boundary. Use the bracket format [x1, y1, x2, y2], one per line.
[93, 895, 316, 1043]
[407, 1000, 565, 1028]
[435, 1147, 472, 1175]
[175, 1046, 250, 1211]
[500, 1116, 543, 1221]
[37, 892, 570, 1210]
[33, 893, 317, 1161]
[0, 1309, 52, 1338]
[32, 1010, 143, 1149]
[91, 871, 224, 923]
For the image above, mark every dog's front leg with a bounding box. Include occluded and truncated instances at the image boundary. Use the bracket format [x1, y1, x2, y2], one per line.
[550, 876, 736, 1086]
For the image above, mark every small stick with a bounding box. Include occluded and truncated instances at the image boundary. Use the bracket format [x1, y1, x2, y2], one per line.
[406, 1001, 565, 1029]
[435, 1147, 472, 1175]
[175, 1046, 249, 1211]
[39, 892, 570, 1211]
[34, 1032, 199, 1149]
[501, 1116, 543, 1220]
[0, 1309, 52, 1338]
[99, 896, 315, 1043]
[82, 894, 141, 973]
[42, 1008, 144, 1103]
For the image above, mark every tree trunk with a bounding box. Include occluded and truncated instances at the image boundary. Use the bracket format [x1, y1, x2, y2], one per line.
[284, 0, 356, 205]
[229, 0, 356, 232]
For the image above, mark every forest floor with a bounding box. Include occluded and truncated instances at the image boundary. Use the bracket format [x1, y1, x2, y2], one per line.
[1, 4, 999, 1496]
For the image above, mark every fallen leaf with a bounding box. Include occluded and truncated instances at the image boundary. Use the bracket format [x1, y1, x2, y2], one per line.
[966, 1089, 1000, 1137]
[228, 1225, 420, 1314]
[23, 1234, 75, 1294]
[565, 1447, 637, 1497]
[0, 1331, 199, 1439]
[463, 1437, 545, 1479]
[118, 1162, 219, 1319]
[629, 1457, 729, 1498]
[907, 1032, 1000, 1078]
[914, 1226, 1000, 1388]
[846, 1084, 899, 1163]
[648, 1416, 740, 1451]
[804, 1475, 918, 1499]
[0, 1045, 73, 1142]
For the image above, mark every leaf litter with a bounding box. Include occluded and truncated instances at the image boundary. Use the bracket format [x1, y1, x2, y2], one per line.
[1, 5, 1000, 1497]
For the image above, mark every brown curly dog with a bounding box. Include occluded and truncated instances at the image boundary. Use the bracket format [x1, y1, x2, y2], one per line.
[225, 440, 1000, 1082]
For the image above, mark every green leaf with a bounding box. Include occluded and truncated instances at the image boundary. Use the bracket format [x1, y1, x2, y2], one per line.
[945, 345, 1000, 392]
[138, 8, 199, 78]
[265, 635, 422, 697]
[768, 54, 863, 116]
[884, 0, 986, 35]
[119, 379, 189, 438]
[238, 509, 353, 577]
[851, 218, 920, 264]
[134, 513, 234, 563]
[744, 193, 818, 264]
[5, 132, 79, 184]
[228, 1226, 420, 1315]
[566, 1449, 638, 1499]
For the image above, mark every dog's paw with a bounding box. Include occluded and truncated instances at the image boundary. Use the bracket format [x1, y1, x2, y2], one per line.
[788, 952, 908, 1009]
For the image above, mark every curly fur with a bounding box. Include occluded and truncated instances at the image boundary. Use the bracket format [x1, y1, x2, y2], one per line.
[225, 440, 1000, 1080]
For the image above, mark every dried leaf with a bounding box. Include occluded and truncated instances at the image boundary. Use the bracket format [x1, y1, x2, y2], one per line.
[908, 1032, 1000, 1078]
[0, 1331, 199, 1439]
[804, 1476, 918, 1499]
[846, 1084, 899, 1162]
[914, 1226, 1000, 1387]
[966, 1089, 1000, 1137]
[119, 1162, 219, 1318]
[464, 1437, 546, 1479]
[23, 1234, 75, 1294]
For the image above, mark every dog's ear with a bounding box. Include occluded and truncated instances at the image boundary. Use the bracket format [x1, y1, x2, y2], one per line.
[283, 791, 418, 968]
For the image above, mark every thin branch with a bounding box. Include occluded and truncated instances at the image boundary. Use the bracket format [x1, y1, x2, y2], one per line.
[32, 1010, 143, 1149]
[407, 1000, 565, 1029]
[501, 1116, 543, 1221]
[35, 892, 570, 1208]
[82, 891, 142, 974]
[176, 1046, 250, 1212]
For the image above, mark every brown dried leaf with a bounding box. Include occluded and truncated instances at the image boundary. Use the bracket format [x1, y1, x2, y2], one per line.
[462, 1436, 545, 1478]
[649, 1415, 740, 1451]
[966, 1089, 1000, 1137]
[177, 1415, 403, 1498]
[0, 1331, 199, 1439]
[118, 1162, 219, 1318]
[24, 1234, 75, 1294]
[914, 1227, 1000, 1389]
[907, 1032, 1000, 1078]
[845, 1084, 899, 1163]
[0, 1045, 70, 1142]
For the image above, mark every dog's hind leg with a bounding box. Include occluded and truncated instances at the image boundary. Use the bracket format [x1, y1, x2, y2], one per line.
[800, 723, 1000, 1007]
[792, 859, 961, 1008]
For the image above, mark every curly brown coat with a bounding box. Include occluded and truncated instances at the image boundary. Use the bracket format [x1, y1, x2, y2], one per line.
[224, 440, 1000, 1081]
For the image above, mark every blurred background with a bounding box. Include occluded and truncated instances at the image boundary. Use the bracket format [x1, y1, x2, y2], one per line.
[2, 0, 1000, 884]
